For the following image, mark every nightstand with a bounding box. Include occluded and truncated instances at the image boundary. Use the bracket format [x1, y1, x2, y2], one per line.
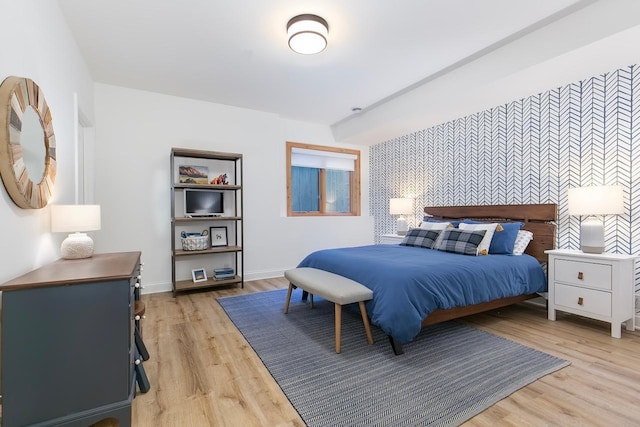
[545, 249, 638, 338]
[380, 234, 404, 244]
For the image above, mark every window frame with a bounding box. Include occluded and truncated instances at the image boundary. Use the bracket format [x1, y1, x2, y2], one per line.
[286, 141, 361, 217]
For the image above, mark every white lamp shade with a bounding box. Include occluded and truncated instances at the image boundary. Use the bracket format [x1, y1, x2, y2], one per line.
[567, 185, 624, 216]
[389, 198, 413, 215]
[51, 205, 101, 232]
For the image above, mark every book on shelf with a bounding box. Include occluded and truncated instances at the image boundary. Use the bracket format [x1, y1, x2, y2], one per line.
[214, 267, 235, 280]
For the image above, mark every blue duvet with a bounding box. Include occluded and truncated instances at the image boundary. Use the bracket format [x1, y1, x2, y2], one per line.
[298, 244, 547, 343]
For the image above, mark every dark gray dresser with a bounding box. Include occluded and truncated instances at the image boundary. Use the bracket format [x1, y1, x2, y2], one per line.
[0, 252, 141, 427]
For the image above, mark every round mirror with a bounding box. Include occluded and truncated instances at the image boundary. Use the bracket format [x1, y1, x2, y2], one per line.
[21, 106, 46, 182]
[0, 76, 56, 209]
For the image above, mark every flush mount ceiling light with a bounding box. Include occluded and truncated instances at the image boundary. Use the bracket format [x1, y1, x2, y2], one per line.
[287, 14, 329, 55]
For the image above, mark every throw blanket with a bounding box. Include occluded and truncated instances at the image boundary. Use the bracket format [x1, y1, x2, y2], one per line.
[298, 244, 547, 343]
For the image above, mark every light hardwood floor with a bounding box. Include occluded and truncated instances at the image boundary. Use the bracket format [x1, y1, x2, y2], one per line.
[133, 278, 640, 426]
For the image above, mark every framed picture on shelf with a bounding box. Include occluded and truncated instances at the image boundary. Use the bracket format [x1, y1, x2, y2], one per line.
[178, 165, 209, 184]
[191, 268, 207, 283]
[209, 226, 228, 247]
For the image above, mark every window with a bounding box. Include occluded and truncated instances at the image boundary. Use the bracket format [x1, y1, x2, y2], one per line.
[286, 141, 360, 216]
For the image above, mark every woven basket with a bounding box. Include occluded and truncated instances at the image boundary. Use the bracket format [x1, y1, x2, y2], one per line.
[181, 235, 209, 251]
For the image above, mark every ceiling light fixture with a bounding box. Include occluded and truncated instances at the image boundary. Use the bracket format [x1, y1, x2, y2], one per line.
[287, 14, 329, 55]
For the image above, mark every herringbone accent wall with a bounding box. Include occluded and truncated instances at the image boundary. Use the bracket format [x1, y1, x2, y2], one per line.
[370, 63, 640, 293]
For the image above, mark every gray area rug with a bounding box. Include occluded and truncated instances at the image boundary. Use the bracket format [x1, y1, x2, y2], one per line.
[218, 288, 569, 426]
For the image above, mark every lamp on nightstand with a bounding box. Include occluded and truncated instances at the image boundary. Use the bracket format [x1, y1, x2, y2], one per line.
[389, 198, 413, 236]
[567, 185, 624, 254]
[51, 205, 101, 259]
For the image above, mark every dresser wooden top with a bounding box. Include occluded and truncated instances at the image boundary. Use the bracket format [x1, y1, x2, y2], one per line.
[0, 252, 141, 291]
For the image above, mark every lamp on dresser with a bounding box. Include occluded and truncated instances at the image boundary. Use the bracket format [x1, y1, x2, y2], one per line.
[567, 185, 624, 254]
[51, 204, 101, 259]
[389, 198, 413, 236]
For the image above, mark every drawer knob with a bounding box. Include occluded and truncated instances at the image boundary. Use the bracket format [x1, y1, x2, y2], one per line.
[577, 272, 584, 280]
[578, 297, 584, 305]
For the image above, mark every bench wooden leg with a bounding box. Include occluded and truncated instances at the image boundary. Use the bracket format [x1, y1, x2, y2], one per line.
[334, 303, 341, 353]
[310, 293, 314, 309]
[358, 301, 374, 345]
[284, 282, 293, 313]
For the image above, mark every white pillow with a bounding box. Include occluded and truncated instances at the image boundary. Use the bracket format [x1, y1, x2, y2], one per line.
[420, 221, 453, 248]
[512, 230, 534, 255]
[458, 222, 498, 255]
[420, 221, 453, 231]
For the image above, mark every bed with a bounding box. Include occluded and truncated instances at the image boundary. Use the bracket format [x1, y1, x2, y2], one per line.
[297, 203, 557, 354]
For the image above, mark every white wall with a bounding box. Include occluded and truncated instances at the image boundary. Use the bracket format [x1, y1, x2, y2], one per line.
[93, 85, 373, 294]
[0, 0, 94, 283]
[333, 0, 640, 145]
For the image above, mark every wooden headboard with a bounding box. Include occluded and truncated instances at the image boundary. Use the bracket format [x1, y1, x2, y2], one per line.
[423, 204, 557, 263]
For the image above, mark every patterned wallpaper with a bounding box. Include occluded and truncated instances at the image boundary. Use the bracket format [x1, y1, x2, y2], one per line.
[370, 64, 640, 290]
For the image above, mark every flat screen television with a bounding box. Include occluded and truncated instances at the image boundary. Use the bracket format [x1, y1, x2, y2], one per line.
[184, 189, 224, 217]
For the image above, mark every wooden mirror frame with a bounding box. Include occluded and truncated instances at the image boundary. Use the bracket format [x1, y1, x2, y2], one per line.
[0, 76, 56, 209]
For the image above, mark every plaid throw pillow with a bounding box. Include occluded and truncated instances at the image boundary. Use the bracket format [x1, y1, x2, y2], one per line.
[436, 229, 487, 256]
[400, 228, 442, 249]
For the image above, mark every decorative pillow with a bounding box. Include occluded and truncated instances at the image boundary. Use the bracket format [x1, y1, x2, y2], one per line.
[420, 221, 453, 248]
[457, 222, 498, 255]
[461, 219, 524, 254]
[512, 230, 534, 256]
[435, 229, 487, 256]
[400, 228, 442, 249]
[423, 216, 461, 228]
[420, 221, 453, 230]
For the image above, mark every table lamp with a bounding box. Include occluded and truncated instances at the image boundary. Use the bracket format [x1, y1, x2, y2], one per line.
[51, 204, 101, 259]
[389, 198, 413, 235]
[567, 185, 624, 253]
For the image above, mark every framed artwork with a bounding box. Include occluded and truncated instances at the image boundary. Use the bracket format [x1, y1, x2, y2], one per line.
[209, 226, 228, 247]
[191, 268, 207, 283]
[179, 165, 209, 184]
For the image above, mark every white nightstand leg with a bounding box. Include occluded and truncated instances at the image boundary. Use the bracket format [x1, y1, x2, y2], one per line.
[611, 323, 622, 339]
[625, 319, 635, 332]
[548, 307, 556, 321]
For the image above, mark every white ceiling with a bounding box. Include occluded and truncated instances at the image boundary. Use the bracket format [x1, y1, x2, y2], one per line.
[58, 0, 585, 127]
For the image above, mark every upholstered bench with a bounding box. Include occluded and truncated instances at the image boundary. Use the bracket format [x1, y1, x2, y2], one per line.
[283, 267, 374, 353]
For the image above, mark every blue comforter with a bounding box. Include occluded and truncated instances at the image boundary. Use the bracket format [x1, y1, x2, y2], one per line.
[298, 244, 547, 343]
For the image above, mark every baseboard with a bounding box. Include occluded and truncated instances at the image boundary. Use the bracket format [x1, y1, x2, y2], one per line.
[140, 281, 172, 295]
[243, 268, 287, 282]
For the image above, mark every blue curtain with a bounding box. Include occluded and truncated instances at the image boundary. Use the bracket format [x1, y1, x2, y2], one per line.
[292, 167, 350, 213]
[292, 167, 319, 212]
[325, 169, 350, 213]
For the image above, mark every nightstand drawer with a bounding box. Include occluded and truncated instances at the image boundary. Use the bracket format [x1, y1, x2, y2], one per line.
[554, 259, 612, 290]
[554, 283, 611, 317]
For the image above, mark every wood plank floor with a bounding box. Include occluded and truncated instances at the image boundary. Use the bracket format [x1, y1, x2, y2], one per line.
[132, 278, 640, 426]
